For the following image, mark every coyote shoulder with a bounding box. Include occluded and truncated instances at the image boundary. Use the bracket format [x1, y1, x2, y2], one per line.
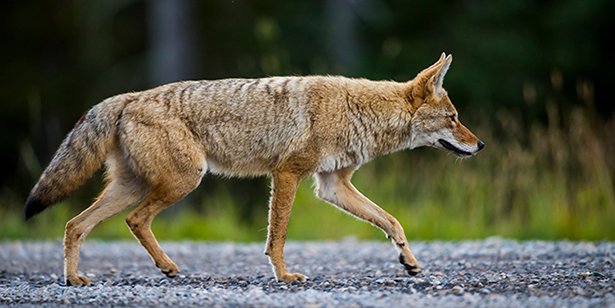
[26, 53, 484, 286]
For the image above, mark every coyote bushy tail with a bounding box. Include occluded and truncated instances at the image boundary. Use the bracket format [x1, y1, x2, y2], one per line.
[25, 96, 126, 220]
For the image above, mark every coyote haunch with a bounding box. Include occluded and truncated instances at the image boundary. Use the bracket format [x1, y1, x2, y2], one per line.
[26, 53, 484, 286]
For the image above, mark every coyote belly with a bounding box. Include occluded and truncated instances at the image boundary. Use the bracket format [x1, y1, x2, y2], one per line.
[26, 53, 484, 286]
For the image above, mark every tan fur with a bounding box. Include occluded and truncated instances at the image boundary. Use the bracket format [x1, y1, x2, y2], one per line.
[26, 53, 483, 285]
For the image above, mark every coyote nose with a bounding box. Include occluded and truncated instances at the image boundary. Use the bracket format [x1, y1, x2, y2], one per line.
[477, 140, 485, 151]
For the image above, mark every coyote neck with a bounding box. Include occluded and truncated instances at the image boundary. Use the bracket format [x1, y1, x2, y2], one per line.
[338, 79, 413, 163]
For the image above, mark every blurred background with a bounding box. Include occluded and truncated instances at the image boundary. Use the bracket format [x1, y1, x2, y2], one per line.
[1, 0, 614, 241]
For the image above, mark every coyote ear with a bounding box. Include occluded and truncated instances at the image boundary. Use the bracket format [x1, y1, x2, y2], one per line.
[406, 53, 451, 107]
[418, 53, 446, 78]
[431, 54, 452, 96]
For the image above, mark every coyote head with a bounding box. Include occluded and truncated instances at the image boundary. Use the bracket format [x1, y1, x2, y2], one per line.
[407, 53, 485, 157]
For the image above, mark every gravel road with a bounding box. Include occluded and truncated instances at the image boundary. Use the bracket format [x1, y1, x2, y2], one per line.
[1, 238, 613, 306]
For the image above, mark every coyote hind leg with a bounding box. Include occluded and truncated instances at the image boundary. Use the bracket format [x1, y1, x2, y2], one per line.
[121, 120, 206, 278]
[125, 187, 198, 278]
[64, 177, 145, 286]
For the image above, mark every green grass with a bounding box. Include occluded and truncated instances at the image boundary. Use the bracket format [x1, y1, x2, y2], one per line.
[2, 103, 614, 241]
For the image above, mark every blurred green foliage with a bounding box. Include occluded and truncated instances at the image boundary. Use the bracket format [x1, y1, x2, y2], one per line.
[1, 0, 613, 240]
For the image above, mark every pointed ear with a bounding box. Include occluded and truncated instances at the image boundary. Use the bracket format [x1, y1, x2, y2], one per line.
[431, 54, 452, 96]
[406, 53, 450, 105]
[417, 53, 446, 79]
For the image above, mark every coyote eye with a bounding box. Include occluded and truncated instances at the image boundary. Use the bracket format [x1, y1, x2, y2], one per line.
[449, 115, 457, 122]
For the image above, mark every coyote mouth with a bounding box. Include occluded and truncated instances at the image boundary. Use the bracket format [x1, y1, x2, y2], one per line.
[438, 139, 472, 157]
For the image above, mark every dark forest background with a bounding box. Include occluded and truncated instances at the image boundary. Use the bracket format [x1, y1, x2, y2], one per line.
[1, 0, 614, 240]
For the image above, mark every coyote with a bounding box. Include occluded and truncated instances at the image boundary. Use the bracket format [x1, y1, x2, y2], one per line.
[26, 53, 484, 286]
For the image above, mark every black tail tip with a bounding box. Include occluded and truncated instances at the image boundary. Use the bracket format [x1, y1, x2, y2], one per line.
[25, 196, 46, 221]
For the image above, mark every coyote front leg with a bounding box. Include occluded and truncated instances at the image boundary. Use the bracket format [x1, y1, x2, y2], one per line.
[264, 171, 307, 282]
[315, 167, 421, 275]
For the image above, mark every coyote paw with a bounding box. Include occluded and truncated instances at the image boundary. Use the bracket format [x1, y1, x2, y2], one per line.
[65, 275, 92, 287]
[156, 261, 179, 278]
[399, 253, 421, 276]
[277, 272, 308, 283]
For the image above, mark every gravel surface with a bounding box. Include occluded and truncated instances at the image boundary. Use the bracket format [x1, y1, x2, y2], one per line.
[1, 238, 613, 306]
